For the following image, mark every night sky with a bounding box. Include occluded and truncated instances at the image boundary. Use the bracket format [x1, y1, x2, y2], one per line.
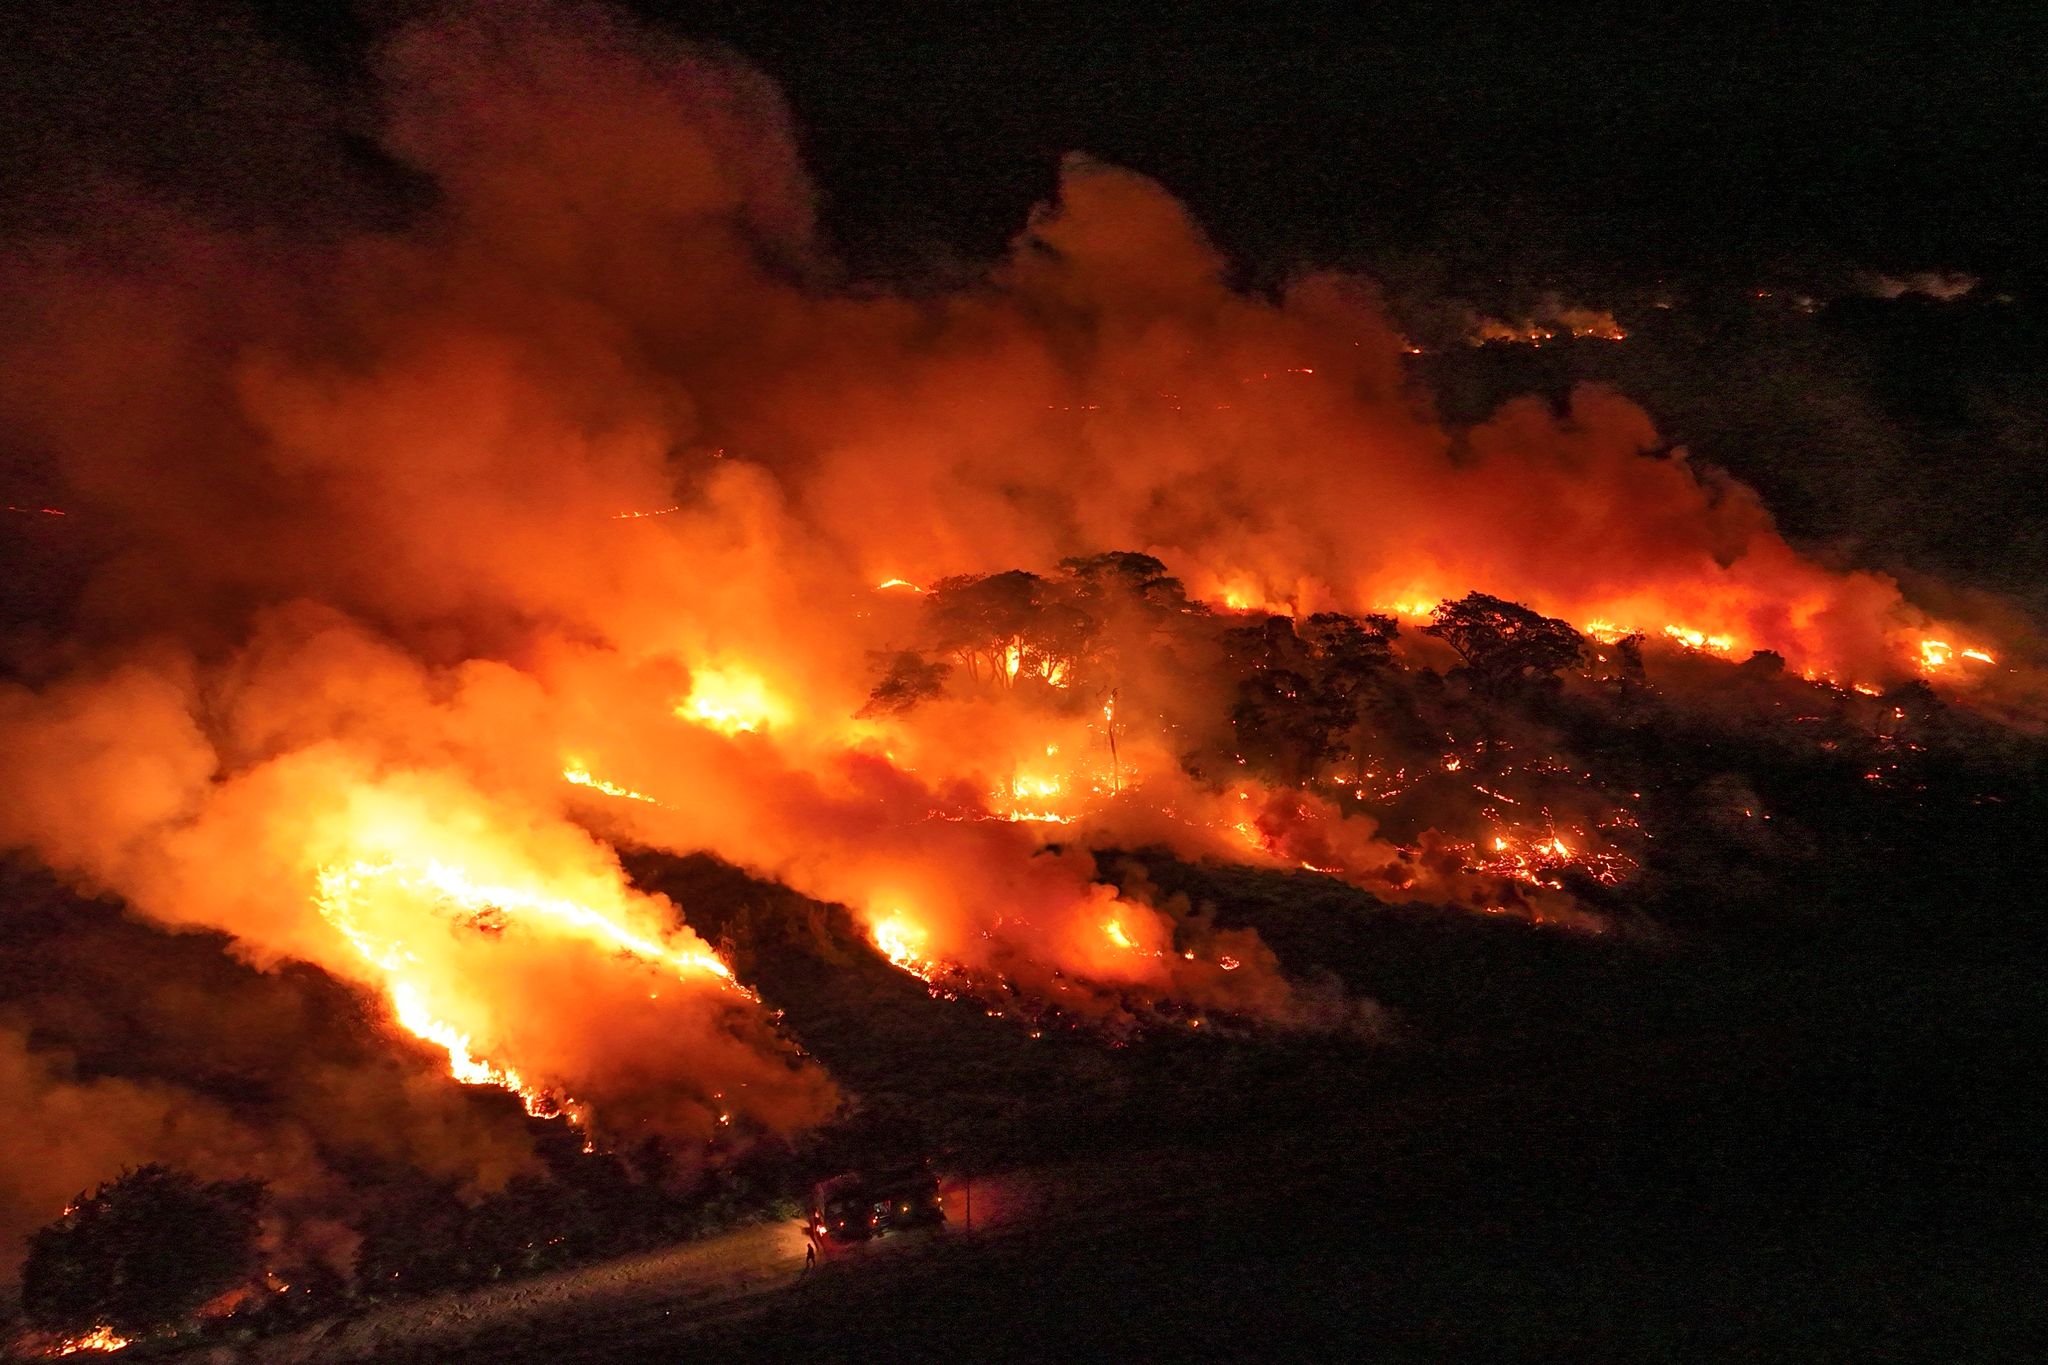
[5, 2, 2045, 285]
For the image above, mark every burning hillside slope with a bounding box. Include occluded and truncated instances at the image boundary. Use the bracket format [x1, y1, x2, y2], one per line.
[0, 0, 2035, 1293]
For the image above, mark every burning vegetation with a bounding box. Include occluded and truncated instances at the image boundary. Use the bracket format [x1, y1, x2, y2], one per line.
[0, 2, 2039, 1352]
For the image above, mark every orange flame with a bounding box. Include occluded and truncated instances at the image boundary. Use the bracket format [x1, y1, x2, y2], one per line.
[676, 667, 785, 735]
[46, 1327, 131, 1356]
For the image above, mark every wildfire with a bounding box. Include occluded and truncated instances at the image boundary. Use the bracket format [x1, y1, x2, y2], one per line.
[1661, 625, 1737, 654]
[998, 770, 1078, 824]
[46, 1327, 130, 1356]
[1471, 318, 1557, 346]
[1461, 826, 1632, 888]
[312, 853, 746, 1115]
[677, 667, 785, 735]
[562, 765, 667, 806]
[6, 33, 2040, 1243]
[871, 912, 942, 984]
[1919, 639, 1996, 670]
[389, 981, 546, 1104]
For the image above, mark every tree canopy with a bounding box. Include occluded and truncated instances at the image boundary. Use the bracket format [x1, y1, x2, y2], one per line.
[1423, 592, 1585, 694]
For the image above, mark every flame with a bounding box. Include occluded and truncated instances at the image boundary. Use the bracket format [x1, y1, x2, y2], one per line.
[871, 912, 941, 984]
[562, 765, 666, 806]
[874, 577, 925, 592]
[45, 1327, 131, 1357]
[1461, 826, 1630, 888]
[1661, 625, 1737, 654]
[677, 667, 785, 735]
[1920, 639, 1997, 669]
[389, 980, 548, 1105]
[1102, 918, 1136, 950]
[993, 770, 1078, 824]
[312, 852, 745, 1115]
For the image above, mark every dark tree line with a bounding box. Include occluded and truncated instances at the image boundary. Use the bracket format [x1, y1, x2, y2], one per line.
[1222, 611, 1400, 784]
[22, 1165, 264, 1339]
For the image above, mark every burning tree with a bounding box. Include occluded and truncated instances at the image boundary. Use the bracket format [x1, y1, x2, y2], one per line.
[1423, 592, 1586, 696]
[866, 553, 1200, 714]
[923, 570, 1097, 689]
[22, 1165, 266, 1340]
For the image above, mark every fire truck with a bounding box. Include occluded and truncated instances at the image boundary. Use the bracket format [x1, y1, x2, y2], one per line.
[805, 1163, 945, 1260]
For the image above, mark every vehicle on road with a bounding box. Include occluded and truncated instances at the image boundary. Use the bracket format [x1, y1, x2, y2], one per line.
[806, 1164, 945, 1260]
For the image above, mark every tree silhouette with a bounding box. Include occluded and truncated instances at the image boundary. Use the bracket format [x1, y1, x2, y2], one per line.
[1058, 551, 1191, 613]
[858, 650, 952, 717]
[1423, 592, 1584, 695]
[1222, 612, 1399, 782]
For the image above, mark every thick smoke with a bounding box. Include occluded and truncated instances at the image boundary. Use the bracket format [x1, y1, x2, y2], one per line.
[0, 0, 2023, 1269]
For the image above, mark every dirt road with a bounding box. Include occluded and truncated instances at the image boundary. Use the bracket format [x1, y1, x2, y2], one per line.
[233, 1219, 806, 1363]
[222, 1174, 1045, 1363]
